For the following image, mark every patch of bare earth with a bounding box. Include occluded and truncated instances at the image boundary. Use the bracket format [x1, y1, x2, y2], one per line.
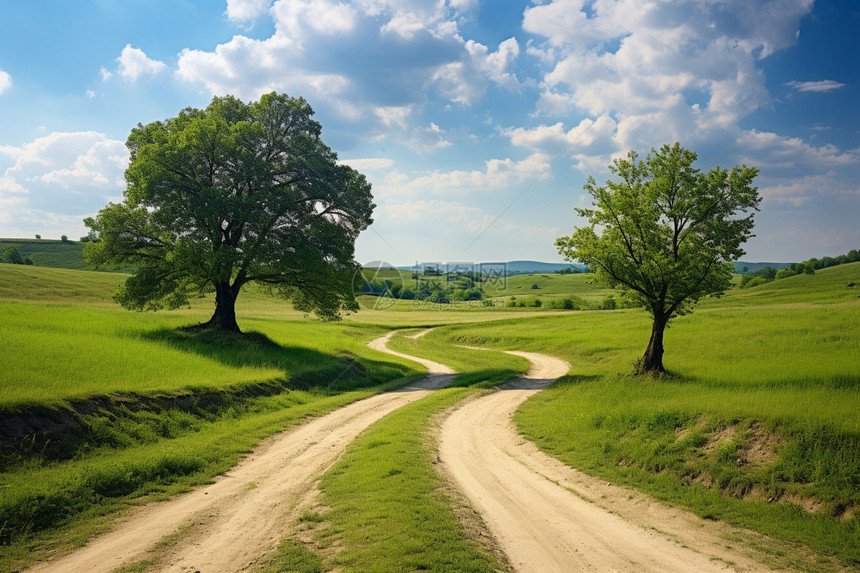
[25, 332, 452, 573]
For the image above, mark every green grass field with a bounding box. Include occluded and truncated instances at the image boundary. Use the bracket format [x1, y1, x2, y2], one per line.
[1, 259, 858, 570]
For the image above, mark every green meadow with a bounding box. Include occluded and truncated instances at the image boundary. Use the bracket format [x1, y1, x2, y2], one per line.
[1, 259, 858, 570]
[406, 263, 860, 566]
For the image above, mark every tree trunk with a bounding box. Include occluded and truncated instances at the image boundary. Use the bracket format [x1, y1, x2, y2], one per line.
[637, 313, 668, 374]
[205, 281, 241, 332]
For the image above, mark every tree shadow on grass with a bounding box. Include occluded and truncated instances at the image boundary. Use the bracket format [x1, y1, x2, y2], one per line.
[140, 327, 414, 392]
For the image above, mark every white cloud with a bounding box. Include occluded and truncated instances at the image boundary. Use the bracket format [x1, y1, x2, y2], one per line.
[380, 11, 428, 40]
[786, 80, 846, 93]
[271, 0, 358, 39]
[0, 70, 11, 94]
[225, 0, 272, 22]
[505, 116, 618, 155]
[374, 153, 550, 198]
[374, 105, 413, 129]
[0, 132, 128, 215]
[432, 37, 520, 106]
[175, 0, 517, 144]
[525, 0, 813, 138]
[736, 129, 858, 170]
[116, 45, 167, 81]
[377, 198, 562, 251]
[758, 174, 837, 207]
[340, 157, 394, 170]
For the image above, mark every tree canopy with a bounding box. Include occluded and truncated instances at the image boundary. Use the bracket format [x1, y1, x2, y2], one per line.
[556, 143, 760, 373]
[85, 92, 374, 331]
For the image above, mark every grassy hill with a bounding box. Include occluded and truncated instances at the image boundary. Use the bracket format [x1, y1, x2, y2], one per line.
[0, 238, 87, 270]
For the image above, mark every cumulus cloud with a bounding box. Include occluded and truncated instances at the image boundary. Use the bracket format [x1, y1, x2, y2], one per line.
[786, 80, 846, 93]
[524, 0, 814, 143]
[758, 174, 839, 207]
[0, 69, 11, 94]
[175, 0, 520, 147]
[373, 153, 550, 199]
[225, 0, 272, 22]
[736, 129, 858, 170]
[340, 157, 394, 170]
[0, 132, 128, 215]
[505, 116, 618, 155]
[432, 37, 520, 105]
[116, 45, 167, 81]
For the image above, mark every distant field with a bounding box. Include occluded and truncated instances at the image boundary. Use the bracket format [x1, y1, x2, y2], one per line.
[0, 238, 87, 270]
[361, 266, 617, 310]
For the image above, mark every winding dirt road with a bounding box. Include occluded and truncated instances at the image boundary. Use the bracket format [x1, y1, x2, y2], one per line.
[438, 350, 774, 572]
[26, 332, 453, 573]
[27, 334, 797, 572]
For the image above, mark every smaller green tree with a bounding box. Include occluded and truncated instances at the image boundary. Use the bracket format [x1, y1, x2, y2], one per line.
[557, 143, 760, 373]
[3, 246, 24, 265]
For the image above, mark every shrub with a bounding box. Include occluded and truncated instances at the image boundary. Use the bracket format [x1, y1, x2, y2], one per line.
[743, 276, 769, 288]
[3, 246, 24, 265]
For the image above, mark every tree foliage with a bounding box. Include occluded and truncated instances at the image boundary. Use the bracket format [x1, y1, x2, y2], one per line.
[85, 92, 374, 331]
[556, 143, 760, 373]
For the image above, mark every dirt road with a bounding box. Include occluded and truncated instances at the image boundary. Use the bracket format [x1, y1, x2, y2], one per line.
[438, 350, 773, 572]
[27, 332, 453, 573]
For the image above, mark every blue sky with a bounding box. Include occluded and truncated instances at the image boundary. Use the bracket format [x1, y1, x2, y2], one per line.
[0, 0, 857, 266]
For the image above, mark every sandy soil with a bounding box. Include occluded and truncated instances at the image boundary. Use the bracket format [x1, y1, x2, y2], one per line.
[438, 350, 779, 572]
[26, 332, 453, 573]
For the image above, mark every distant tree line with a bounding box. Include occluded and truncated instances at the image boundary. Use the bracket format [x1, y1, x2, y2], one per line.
[553, 266, 587, 275]
[360, 270, 492, 303]
[740, 248, 860, 288]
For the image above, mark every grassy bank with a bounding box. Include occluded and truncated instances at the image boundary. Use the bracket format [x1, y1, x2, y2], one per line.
[427, 264, 860, 566]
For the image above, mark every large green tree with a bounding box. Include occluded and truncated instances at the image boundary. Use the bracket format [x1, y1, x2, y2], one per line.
[556, 143, 760, 373]
[85, 92, 374, 332]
